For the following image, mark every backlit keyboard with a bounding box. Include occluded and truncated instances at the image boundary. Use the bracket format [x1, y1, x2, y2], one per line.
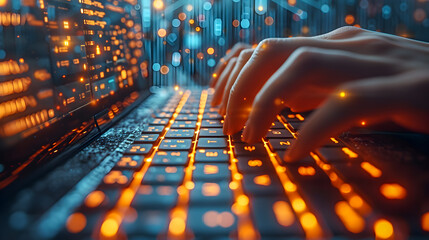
[60, 89, 429, 239]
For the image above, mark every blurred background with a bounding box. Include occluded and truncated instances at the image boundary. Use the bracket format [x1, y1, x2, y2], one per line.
[147, 0, 429, 86]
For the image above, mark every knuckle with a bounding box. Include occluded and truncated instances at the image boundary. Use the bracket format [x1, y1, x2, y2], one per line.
[291, 46, 319, 63]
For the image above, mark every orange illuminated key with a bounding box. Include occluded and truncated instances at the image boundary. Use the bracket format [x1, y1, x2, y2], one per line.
[143, 125, 164, 133]
[268, 139, 295, 151]
[187, 207, 237, 237]
[101, 170, 133, 188]
[151, 151, 189, 166]
[176, 114, 198, 120]
[171, 120, 197, 129]
[195, 149, 229, 162]
[236, 156, 274, 174]
[114, 156, 144, 170]
[190, 181, 233, 205]
[266, 129, 294, 139]
[199, 128, 225, 137]
[131, 185, 178, 209]
[201, 119, 223, 128]
[234, 143, 267, 156]
[135, 134, 159, 143]
[142, 166, 185, 185]
[192, 164, 230, 181]
[159, 139, 192, 150]
[166, 129, 194, 138]
[149, 118, 169, 125]
[197, 138, 227, 148]
[124, 144, 153, 155]
[242, 174, 283, 196]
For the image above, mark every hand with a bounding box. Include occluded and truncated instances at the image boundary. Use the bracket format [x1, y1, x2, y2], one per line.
[211, 26, 429, 162]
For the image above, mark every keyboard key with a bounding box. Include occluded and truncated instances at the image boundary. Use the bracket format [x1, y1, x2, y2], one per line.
[316, 147, 361, 163]
[202, 113, 223, 120]
[193, 164, 231, 181]
[270, 121, 285, 129]
[172, 120, 197, 129]
[125, 144, 153, 155]
[81, 189, 120, 210]
[180, 109, 200, 114]
[152, 151, 189, 165]
[288, 121, 302, 131]
[195, 149, 229, 163]
[176, 114, 198, 120]
[236, 156, 274, 174]
[149, 118, 170, 125]
[190, 181, 233, 205]
[153, 112, 172, 118]
[100, 170, 133, 188]
[242, 174, 283, 196]
[268, 139, 295, 151]
[251, 197, 305, 237]
[266, 129, 294, 139]
[197, 137, 227, 148]
[199, 128, 225, 137]
[142, 166, 185, 185]
[159, 139, 192, 150]
[143, 125, 164, 133]
[234, 143, 267, 156]
[166, 129, 194, 138]
[201, 119, 223, 128]
[187, 207, 237, 237]
[135, 133, 159, 143]
[114, 155, 144, 170]
[123, 209, 169, 236]
[131, 185, 177, 209]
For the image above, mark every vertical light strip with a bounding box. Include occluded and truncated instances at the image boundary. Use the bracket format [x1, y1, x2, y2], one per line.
[167, 90, 208, 239]
[98, 91, 191, 238]
[228, 135, 260, 239]
[262, 138, 324, 238]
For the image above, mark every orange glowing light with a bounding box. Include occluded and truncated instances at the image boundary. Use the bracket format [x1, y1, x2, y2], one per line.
[202, 183, 220, 196]
[421, 212, 429, 232]
[291, 198, 306, 212]
[335, 201, 365, 233]
[340, 91, 346, 98]
[237, 194, 249, 205]
[253, 174, 271, 186]
[160, 65, 169, 75]
[360, 162, 382, 178]
[380, 183, 407, 199]
[189, 19, 195, 24]
[0, 0, 7, 7]
[300, 212, 318, 230]
[273, 201, 295, 227]
[298, 166, 316, 176]
[345, 15, 355, 25]
[169, 217, 186, 235]
[66, 212, 87, 233]
[232, 19, 240, 27]
[84, 190, 105, 208]
[178, 12, 187, 21]
[361, 121, 366, 126]
[153, 0, 164, 10]
[100, 218, 119, 237]
[349, 195, 364, 209]
[174, 85, 179, 91]
[207, 47, 214, 55]
[157, 28, 167, 38]
[212, 73, 217, 78]
[374, 219, 394, 239]
[96, 45, 101, 55]
[341, 147, 358, 159]
[339, 183, 352, 194]
[195, 26, 201, 31]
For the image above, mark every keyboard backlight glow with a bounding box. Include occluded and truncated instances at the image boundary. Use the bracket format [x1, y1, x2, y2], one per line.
[360, 162, 382, 178]
[335, 201, 365, 233]
[342, 147, 358, 158]
[380, 183, 407, 199]
[66, 212, 86, 234]
[273, 201, 295, 227]
[421, 212, 429, 232]
[374, 219, 394, 239]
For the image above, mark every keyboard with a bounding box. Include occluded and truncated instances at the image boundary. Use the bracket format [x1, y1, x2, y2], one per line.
[59, 89, 429, 239]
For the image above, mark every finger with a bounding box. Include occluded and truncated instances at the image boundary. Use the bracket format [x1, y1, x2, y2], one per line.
[283, 73, 417, 162]
[218, 49, 254, 115]
[210, 43, 251, 87]
[223, 27, 399, 135]
[211, 57, 237, 106]
[242, 47, 404, 143]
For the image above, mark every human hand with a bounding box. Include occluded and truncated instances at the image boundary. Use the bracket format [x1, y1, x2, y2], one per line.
[211, 26, 429, 162]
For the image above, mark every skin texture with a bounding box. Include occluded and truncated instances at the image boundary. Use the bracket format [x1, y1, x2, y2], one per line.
[209, 26, 429, 162]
